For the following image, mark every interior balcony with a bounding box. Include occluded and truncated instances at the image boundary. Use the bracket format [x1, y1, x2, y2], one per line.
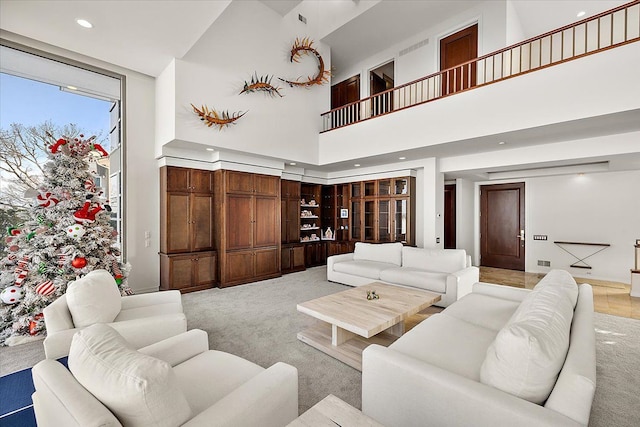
[318, 1, 640, 168]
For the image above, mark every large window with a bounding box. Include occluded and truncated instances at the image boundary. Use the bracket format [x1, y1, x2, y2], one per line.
[0, 43, 124, 253]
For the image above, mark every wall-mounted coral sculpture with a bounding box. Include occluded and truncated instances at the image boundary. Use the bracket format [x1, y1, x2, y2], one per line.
[191, 104, 247, 130]
[240, 73, 284, 97]
[279, 37, 330, 88]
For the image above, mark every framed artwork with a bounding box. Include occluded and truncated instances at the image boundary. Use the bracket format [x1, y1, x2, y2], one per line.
[340, 209, 349, 218]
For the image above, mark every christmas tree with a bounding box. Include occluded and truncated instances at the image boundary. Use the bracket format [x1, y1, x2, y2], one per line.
[0, 133, 131, 346]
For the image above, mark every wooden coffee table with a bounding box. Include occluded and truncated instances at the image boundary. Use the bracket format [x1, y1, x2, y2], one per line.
[297, 282, 441, 371]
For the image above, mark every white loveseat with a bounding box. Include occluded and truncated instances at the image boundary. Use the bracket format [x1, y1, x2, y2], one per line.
[32, 325, 299, 427]
[362, 270, 596, 427]
[327, 242, 479, 307]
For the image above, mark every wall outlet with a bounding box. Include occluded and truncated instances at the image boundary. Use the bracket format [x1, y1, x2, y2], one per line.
[436, 237, 440, 244]
[533, 235, 548, 240]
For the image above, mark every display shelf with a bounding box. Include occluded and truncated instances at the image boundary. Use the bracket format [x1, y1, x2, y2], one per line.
[301, 227, 320, 230]
[301, 215, 319, 219]
[301, 204, 320, 208]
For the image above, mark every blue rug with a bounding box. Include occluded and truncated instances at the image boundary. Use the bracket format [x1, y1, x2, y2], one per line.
[0, 358, 67, 427]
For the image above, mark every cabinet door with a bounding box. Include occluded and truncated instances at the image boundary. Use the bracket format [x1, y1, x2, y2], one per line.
[166, 254, 194, 290]
[292, 245, 305, 269]
[166, 193, 191, 253]
[225, 250, 254, 283]
[191, 194, 214, 251]
[286, 199, 300, 243]
[226, 171, 253, 194]
[166, 167, 190, 192]
[378, 199, 392, 242]
[364, 200, 376, 241]
[254, 196, 279, 247]
[255, 248, 279, 277]
[364, 181, 376, 197]
[190, 170, 213, 193]
[254, 175, 279, 196]
[351, 200, 361, 240]
[394, 198, 409, 243]
[226, 195, 253, 250]
[195, 253, 216, 285]
[281, 246, 292, 271]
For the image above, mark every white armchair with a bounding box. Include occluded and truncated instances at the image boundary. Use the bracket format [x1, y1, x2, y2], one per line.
[43, 269, 187, 359]
[31, 325, 299, 427]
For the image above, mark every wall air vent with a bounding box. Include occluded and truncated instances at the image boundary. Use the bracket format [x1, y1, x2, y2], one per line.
[298, 14, 307, 24]
[399, 39, 429, 57]
[487, 161, 609, 180]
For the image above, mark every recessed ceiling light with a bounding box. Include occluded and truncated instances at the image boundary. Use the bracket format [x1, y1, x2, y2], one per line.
[206, 148, 215, 152]
[76, 19, 93, 28]
[354, 164, 361, 167]
[498, 141, 506, 145]
[66, 85, 78, 91]
[577, 11, 586, 18]
[399, 157, 406, 160]
[289, 162, 296, 166]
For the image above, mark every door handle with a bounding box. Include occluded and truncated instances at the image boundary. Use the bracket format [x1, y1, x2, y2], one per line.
[517, 230, 525, 241]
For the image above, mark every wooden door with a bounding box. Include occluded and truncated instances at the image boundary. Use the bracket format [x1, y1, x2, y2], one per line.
[255, 248, 279, 277]
[444, 184, 456, 249]
[225, 250, 254, 284]
[480, 182, 525, 270]
[285, 198, 300, 243]
[191, 194, 214, 251]
[166, 193, 190, 253]
[226, 194, 252, 250]
[160, 254, 193, 290]
[331, 75, 360, 109]
[195, 252, 216, 286]
[254, 196, 278, 247]
[440, 24, 478, 95]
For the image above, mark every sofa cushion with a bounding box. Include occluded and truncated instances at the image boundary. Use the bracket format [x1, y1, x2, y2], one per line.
[480, 275, 577, 404]
[115, 302, 184, 322]
[402, 247, 466, 273]
[66, 269, 121, 327]
[173, 350, 264, 414]
[390, 313, 498, 381]
[69, 324, 192, 427]
[353, 242, 403, 266]
[443, 293, 520, 331]
[333, 260, 397, 280]
[379, 268, 448, 293]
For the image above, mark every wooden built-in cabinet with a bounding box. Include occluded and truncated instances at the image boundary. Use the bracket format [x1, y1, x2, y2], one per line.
[281, 180, 305, 274]
[160, 166, 216, 293]
[350, 177, 415, 245]
[214, 170, 281, 287]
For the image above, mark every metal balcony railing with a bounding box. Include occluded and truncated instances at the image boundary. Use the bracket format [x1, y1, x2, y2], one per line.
[321, 0, 640, 133]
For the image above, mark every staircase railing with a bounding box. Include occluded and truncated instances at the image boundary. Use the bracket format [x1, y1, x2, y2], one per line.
[321, 0, 640, 133]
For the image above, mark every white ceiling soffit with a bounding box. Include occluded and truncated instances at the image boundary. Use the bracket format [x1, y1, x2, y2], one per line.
[260, 0, 303, 17]
[0, 0, 231, 77]
[0, 45, 121, 101]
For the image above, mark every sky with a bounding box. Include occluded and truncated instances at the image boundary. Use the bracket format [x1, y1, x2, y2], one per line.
[0, 72, 111, 136]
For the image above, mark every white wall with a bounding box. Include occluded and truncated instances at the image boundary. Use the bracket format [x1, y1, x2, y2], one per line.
[456, 178, 475, 259]
[156, 0, 330, 165]
[505, 0, 525, 44]
[525, 170, 640, 284]
[1, 31, 160, 294]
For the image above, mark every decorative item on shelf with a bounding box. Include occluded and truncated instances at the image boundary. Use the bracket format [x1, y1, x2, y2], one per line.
[239, 73, 284, 97]
[340, 208, 349, 218]
[191, 104, 247, 130]
[301, 198, 306, 205]
[310, 233, 317, 240]
[302, 223, 311, 229]
[279, 37, 331, 88]
[366, 290, 379, 301]
[301, 235, 310, 242]
[324, 227, 333, 239]
[301, 210, 313, 217]
[309, 199, 317, 206]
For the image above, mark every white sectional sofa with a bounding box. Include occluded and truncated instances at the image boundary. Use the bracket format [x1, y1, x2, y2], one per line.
[327, 242, 479, 307]
[362, 270, 596, 427]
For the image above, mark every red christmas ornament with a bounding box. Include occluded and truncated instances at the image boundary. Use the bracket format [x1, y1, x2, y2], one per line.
[72, 257, 87, 269]
[35, 280, 56, 296]
[29, 313, 44, 335]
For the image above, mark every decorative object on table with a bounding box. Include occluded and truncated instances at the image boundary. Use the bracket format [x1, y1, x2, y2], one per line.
[340, 208, 349, 218]
[324, 227, 333, 239]
[239, 73, 284, 97]
[0, 133, 131, 347]
[191, 104, 247, 130]
[366, 290, 379, 300]
[279, 37, 331, 87]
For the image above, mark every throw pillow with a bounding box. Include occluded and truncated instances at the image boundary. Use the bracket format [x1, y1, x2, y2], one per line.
[66, 269, 122, 327]
[353, 242, 403, 266]
[69, 324, 192, 427]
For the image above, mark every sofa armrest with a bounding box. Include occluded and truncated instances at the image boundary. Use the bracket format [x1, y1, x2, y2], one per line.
[472, 281, 531, 302]
[327, 253, 354, 268]
[362, 345, 581, 427]
[44, 328, 82, 359]
[138, 329, 209, 367]
[109, 313, 187, 348]
[120, 290, 182, 310]
[440, 266, 479, 306]
[182, 362, 298, 427]
[32, 359, 121, 427]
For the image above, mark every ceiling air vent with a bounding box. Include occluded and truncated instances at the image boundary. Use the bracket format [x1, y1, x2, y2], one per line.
[399, 38, 429, 56]
[298, 14, 307, 24]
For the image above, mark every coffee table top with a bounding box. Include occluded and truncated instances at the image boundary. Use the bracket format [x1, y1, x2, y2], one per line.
[297, 282, 441, 338]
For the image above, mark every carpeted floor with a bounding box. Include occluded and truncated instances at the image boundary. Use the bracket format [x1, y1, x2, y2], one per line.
[1, 266, 639, 426]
